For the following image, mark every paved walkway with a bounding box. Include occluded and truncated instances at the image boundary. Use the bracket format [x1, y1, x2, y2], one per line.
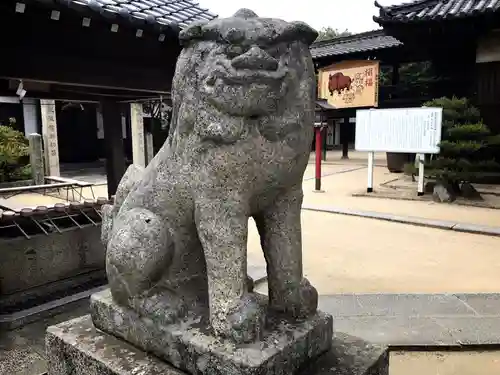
[303, 151, 500, 228]
[319, 293, 500, 347]
[249, 211, 500, 294]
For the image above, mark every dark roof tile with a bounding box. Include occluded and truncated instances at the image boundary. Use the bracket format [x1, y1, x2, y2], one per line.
[310, 30, 402, 59]
[374, 0, 500, 23]
[35, 0, 217, 29]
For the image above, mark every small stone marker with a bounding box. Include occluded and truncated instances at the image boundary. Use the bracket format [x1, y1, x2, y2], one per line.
[28, 133, 44, 185]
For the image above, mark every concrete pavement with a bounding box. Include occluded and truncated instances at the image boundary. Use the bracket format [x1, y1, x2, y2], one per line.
[248, 211, 500, 294]
[302, 205, 500, 236]
[302, 156, 500, 228]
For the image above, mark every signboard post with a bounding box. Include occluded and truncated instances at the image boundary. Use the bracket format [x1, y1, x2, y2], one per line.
[355, 107, 443, 195]
[367, 151, 375, 193]
[417, 154, 425, 196]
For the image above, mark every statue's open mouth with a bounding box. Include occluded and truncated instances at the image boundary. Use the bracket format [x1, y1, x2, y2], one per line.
[222, 68, 287, 86]
[209, 56, 287, 87]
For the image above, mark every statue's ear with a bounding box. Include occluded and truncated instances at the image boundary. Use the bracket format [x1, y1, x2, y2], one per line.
[179, 20, 208, 45]
[284, 21, 318, 46]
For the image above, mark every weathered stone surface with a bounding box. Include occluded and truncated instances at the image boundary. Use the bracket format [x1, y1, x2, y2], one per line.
[46, 315, 387, 375]
[28, 133, 44, 185]
[454, 293, 500, 316]
[100, 5, 323, 352]
[0, 225, 104, 315]
[460, 182, 483, 200]
[90, 289, 332, 375]
[432, 183, 456, 203]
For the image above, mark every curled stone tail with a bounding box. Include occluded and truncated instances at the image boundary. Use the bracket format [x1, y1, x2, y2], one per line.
[101, 164, 145, 247]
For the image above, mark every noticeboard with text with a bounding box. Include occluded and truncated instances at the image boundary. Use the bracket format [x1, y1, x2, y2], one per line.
[355, 107, 443, 154]
[317, 60, 379, 109]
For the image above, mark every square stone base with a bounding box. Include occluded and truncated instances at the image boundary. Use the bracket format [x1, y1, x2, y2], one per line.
[46, 315, 388, 375]
[88, 289, 332, 375]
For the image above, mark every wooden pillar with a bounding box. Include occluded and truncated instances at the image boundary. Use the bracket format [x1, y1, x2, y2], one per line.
[392, 63, 400, 85]
[341, 117, 349, 159]
[144, 118, 155, 164]
[334, 121, 340, 145]
[101, 101, 126, 198]
[23, 98, 39, 135]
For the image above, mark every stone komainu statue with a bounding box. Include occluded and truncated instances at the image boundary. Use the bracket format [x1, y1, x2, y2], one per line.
[101, 8, 319, 344]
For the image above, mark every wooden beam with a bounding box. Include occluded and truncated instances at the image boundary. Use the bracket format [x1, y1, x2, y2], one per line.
[0, 85, 169, 103]
[101, 101, 126, 198]
[0, 49, 175, 93]
[0, 3, 181, 93]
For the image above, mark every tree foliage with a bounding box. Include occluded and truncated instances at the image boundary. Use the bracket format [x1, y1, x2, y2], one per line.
[423, 97, 500, 185]
[0, 119, 31, 182]
[315, 27, 351, 42]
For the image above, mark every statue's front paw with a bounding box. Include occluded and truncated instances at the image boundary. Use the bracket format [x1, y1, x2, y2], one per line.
[270, 278, 318, 319]
[214, 294, 266, 344]
[134, 290, 187, 325]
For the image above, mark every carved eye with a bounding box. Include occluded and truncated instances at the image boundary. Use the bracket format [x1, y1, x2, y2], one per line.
[226, 45, 245, 58]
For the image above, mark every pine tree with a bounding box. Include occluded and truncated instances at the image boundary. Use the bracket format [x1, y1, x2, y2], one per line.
[423, 97, 500, 196]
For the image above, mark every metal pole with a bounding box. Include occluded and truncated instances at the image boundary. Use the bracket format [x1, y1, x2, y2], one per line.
[315, 127, 322, 191]
[367, 151, 375, 193]
[322, 127, 327, 161]
[417, 153, 425, 196]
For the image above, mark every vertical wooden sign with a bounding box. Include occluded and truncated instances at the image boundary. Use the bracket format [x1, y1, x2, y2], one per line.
[130, 103, 146, 168]
[40, 99, 60, 176]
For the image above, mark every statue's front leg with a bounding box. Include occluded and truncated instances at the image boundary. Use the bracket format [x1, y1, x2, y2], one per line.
[254, 186, 318, 319]
[195, 199, 265, 344]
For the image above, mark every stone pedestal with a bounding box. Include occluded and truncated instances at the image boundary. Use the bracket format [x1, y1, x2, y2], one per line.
[87, 289, 332, 375]
[46, 314, 388, 375]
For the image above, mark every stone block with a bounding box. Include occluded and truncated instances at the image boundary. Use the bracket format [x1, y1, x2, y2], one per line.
[0, 225, 104, 314]
[28, 133, 44, 185]
[89, 289, 332, 375]
[46, 314, 388, 375]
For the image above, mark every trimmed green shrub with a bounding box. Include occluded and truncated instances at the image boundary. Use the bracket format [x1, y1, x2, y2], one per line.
[423, 97, 500, 185]
[0, 120, 31, 183]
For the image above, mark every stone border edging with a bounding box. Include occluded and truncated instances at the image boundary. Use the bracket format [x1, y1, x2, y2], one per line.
[319, 293, 500, 348]
[303, 166, 367, 181]
[0, 285, 108, 330]
[302, 205, 500, 237]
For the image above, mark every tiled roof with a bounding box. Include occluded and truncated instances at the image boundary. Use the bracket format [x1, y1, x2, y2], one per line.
[310, 30, 402, 59]
[33, 0, 217, 30]
[374, 0, 500, 23]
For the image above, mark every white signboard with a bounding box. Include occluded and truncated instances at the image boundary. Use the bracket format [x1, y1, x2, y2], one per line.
[355, 107, 443, 154]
